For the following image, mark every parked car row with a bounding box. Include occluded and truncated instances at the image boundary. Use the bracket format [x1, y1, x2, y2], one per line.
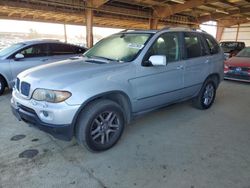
[8, 28, 224, 152]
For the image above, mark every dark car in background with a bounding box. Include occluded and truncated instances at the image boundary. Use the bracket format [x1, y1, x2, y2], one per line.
[0, 40, 87, 95]
[220, 41, 245, 59]
[224, 47, 250, 82]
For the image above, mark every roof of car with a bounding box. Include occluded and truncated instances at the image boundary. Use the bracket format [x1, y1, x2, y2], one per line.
[19, 39, 68, 46]
[220, 41, 245, 43]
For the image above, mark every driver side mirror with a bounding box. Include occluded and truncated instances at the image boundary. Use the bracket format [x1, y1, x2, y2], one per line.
[148, 55, 167, 66]
[14, 53, 24, 61]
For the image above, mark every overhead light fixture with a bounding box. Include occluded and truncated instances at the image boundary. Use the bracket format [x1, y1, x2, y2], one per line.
[216, 9, 229, 14]
[169, 0, 185, 4]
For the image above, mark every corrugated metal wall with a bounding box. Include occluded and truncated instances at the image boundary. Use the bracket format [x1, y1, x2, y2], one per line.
[221, 22, 250, 46]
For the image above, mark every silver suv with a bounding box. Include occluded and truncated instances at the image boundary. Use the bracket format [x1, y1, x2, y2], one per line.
[0, 40, 86, 95]
[11, 28, 224, 152]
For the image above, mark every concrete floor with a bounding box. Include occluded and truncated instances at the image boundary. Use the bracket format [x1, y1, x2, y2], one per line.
[0, 81, 250, 188]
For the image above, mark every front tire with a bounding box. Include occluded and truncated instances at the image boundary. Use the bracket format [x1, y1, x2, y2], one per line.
[76, 99, 125, 152]
[0, 77, 6, 95]
[193, 80, 216, 110]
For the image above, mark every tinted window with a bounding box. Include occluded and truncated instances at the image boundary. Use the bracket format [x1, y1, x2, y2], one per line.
[145, 32, 180, 63]
[184, 32, 202, 59]
[236, 47, 250, 57]
[18, 44, 49, 58]
[50, 43, 84, 55]
[204, 34, 219, 55]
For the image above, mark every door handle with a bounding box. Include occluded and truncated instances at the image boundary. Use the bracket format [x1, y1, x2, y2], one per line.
[42, 59, 49, 62]
[176, 65, 184, 70]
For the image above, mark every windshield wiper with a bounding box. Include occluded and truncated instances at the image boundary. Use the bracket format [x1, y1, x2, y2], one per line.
[88, 55, 117, 61]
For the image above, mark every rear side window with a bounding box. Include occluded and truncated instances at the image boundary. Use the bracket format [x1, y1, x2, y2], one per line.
[204, 34, 219, 55]
[18, 44, 49, 58]
[184, 32, 203, 59]
[49, 43, 84, 55]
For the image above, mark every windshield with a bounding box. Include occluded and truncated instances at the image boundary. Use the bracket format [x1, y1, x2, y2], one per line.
[0, 43, 25, 57]
[84, 33, 152, 62]
[236, 47, 250, 57]
[220, 42, 240, 52]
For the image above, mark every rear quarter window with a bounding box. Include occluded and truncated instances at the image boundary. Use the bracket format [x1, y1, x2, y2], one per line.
[203, 34, 220, 55]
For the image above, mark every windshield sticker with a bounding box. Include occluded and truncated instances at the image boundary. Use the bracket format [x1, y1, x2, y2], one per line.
[127, 43, 144, 49]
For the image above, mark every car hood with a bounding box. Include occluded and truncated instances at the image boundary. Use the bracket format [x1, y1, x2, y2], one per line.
[18, 57, 129, 89]
[225, 57, 250, 67]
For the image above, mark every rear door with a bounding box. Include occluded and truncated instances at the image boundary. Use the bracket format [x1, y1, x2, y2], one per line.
[10, 43, 50, 80]
[182, 32, 211, 97]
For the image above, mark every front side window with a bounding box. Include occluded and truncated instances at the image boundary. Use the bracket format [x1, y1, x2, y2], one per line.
[18, 44, 49, 58]
[145, 32, 180, 63]
[184, 32, 203, 59]
[84, 33, 152, 62]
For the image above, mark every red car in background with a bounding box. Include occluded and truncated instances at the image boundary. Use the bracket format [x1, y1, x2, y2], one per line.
[224, 47, 250, 82]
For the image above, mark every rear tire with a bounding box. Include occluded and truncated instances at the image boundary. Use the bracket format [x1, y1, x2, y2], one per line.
[76, 99, 125, 152]
[192, 79, 216, 110]
[0, 77, 6, 95]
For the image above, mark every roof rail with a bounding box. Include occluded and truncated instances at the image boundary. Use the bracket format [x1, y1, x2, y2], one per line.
[159, 27, 207, 33]
[119, 29, 145, 33]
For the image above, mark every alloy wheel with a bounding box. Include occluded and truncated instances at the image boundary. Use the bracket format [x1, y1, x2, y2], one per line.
[90, 111, 120, 145]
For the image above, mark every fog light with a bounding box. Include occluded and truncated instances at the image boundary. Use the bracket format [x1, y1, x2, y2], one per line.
[42, 111, 49, 117]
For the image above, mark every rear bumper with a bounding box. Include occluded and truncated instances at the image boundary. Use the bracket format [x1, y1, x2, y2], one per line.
[11, 102, 73, 141]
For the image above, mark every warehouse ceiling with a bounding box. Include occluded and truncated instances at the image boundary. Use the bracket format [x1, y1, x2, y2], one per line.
[0, 0, 250, 29]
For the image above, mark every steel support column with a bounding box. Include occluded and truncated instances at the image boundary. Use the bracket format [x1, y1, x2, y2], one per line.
[64, 24, 67, 43]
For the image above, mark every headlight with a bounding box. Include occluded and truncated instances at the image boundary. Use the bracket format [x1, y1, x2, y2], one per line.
[224, 64, 229, 69]
[32, 89, 71, 103]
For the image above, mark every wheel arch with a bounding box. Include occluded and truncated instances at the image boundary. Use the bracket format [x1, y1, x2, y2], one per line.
[71, 90, 133, 135]
[207, 73, 220, 88]
[0, 74, 9, 89]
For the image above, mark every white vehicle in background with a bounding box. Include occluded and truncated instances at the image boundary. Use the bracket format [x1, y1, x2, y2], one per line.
[0, 40, 87, 95]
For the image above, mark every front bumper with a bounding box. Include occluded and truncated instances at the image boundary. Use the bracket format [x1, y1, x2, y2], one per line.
[224, 72, 250, 83]
[11, 103, 73, 140]
[11, 89, 81, 141]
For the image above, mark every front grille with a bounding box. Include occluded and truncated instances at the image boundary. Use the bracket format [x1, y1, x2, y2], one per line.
[16, 78, 20, 91]
[225, 73, 250, 80]
[229, 66, 250, 71]
[19, 105, 36, 114]
[20, 82, 30, 96]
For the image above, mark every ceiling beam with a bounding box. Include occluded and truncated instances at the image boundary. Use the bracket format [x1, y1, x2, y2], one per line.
[88, 0, 109, 8]
[153, 0, 217, 18]
[199, 7, 250, 23]
[220, 18, 250, 27]
[218, 0, 238, 7]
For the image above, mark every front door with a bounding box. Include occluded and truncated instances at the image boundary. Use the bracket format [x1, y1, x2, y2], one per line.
[10, 44, 52, 82]
[132, 32, 185, 112]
